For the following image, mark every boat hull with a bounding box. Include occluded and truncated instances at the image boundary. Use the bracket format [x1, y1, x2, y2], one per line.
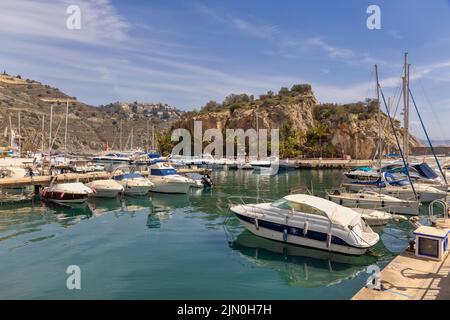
[41, 191, 89, 204]
[149, 182, 190, 194]
[121, 185, 151, 196]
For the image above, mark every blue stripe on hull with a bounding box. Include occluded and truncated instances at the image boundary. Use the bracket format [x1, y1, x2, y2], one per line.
[233, 212, 361, 249]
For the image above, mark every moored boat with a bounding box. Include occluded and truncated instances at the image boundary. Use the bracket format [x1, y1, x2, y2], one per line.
[148, 162, 191, 194]
[229, 194, 380, 255]
[326, 189, 420, 215]
[86, 179, 124, 198]
[112, 168, 153, 196]
[41, 182, 92, 205]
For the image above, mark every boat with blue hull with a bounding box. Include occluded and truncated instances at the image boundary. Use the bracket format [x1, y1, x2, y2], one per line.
[229, 194, 380, 256]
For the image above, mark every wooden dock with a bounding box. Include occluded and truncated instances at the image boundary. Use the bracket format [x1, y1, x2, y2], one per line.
[353, 219, 450, 300]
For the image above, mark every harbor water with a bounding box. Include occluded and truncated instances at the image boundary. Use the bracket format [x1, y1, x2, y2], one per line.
[0, 170, 420, 299]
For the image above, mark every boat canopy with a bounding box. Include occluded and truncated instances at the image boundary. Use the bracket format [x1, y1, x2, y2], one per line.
[412, 163, 439, 179]
[150, 168, 177, 176]
[113, 173, 143, 180]
[283, 194, 361, 227]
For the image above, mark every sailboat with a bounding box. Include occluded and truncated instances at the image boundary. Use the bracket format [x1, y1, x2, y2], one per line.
[343, 54, 447, 203]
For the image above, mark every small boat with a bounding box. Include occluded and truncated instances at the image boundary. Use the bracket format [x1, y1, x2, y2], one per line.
[91, 153, 131, 164]
[229, 194, 380, 255]
[112, 167, 153, 196]
[86, 179, 124, 198]
[41, 182, 92, 205]
[326, 189, 420, 215]
[351, 208, 399, 227]
[148, 162, 191, 194]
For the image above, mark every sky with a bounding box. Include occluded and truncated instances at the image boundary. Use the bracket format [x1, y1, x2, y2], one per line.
[1, 0, 450, 139]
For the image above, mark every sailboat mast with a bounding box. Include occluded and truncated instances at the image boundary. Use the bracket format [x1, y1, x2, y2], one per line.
[375, 64, 382, 178]
[8, 115, 13, 147]
[152, 124, 155, 150]
[18, 111, 21, 155]
[402, 52, 410, 162]
[49, 104, 53, 154]
[119, 119, 123, 152]
[255, 110, 259, 160]
[146, 119, 149, 152]
[64, 100, 69, 157]
[41, 114, 45, 154]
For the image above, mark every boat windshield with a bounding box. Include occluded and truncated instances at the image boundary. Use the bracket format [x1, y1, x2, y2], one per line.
[271, 199, 328, 217]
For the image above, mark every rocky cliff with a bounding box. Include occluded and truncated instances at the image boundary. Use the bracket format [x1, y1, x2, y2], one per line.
[169, 85, 421, 159]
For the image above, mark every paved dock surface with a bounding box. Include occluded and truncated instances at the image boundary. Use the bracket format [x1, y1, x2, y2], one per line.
[354, 220, 450, 300]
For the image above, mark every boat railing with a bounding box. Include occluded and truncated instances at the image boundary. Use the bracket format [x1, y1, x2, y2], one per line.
[227, 196, 277, 215]
[429, 199, 449, 223]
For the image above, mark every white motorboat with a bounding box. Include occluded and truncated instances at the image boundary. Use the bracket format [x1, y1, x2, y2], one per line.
[112, 168, 153, 196]
[229, 194, 380, 255]
[91, 153, 131, 164]
[86, 179, 124, 198]
[326, 190, 420, 215]
[148, 162, 191, 194]
[351, 208, 400, 227]
[41, 182, 92, 205]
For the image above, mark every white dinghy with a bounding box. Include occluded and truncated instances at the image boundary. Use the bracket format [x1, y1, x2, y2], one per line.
[229, 194, 380, 256]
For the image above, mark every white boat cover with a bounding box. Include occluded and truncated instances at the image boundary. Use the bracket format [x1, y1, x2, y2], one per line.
[283, 194, 361, 227]
[48, 182, 92, 194]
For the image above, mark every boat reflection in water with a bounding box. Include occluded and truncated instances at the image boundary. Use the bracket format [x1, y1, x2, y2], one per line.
[230, 231, 377, 288]
[146, 193, 190, 228]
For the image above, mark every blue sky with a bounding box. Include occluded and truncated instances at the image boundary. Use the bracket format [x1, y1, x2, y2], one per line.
[1, 0, 450, 139]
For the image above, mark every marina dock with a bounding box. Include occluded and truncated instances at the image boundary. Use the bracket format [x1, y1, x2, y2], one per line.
[0, 168, 210, 188]
[353, 219, 450, 300]
[296, 159, 372, 169]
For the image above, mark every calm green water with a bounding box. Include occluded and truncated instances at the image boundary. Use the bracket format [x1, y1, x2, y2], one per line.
[0, 170, 419, 299]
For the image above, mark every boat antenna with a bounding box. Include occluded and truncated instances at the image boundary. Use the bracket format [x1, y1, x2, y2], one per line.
[409, 88, 448, 185]
[379, 85, 418, 200]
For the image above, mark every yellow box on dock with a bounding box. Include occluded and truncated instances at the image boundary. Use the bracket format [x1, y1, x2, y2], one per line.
[413, 226, 449, 261]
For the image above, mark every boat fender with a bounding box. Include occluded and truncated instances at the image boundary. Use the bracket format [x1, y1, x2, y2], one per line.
[326, 233, 332, 248]
[303, 220, 309, 236]
[339, 199, 343, 206]
[283, 229, 288, 242]
[60, 192, 65, 199]
[254, 218, 259, 230]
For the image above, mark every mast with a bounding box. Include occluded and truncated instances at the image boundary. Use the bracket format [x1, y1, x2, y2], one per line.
[402, 52, 410, 163]
[130, 127, 134, 150]
[49, 104, 53, 154]
[18, 111, 21, 155]
[8, 115, 13, 147]
[375, 64, 382, 178]
[64, 100, 69, 157]
[119, 119, 123, 152]
[152, 124, 155, 151]
[255, 110, 259, 160]
[146, 119, 150, 152]
[41, 114, 45, 154]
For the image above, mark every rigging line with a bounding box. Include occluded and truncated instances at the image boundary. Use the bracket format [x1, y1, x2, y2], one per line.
[379, 85, 418, 199]
[412, 66, 446, 139]
[409, 88, 448, 184]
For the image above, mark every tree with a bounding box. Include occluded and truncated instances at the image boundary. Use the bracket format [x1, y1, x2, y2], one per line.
[308, 123, 328, 158]
[291, 84, 312, 95]
[279, 120, 302, 158]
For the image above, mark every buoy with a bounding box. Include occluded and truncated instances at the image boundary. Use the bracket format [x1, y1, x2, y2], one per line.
[283, 229, 288, 242]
